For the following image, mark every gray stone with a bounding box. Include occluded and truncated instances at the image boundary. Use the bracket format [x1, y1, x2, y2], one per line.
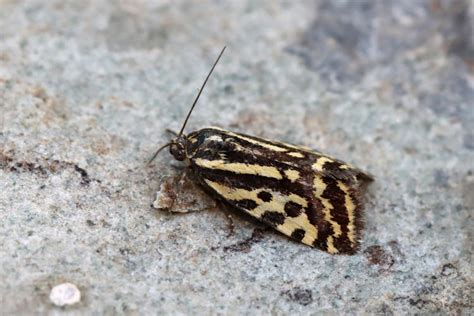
[0, 0, 472, 314]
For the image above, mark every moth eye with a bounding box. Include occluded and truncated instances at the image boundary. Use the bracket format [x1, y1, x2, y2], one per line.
[170, 143, 186, 161]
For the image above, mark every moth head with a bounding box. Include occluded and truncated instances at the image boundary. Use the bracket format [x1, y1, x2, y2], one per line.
[169, 137, 187, 161]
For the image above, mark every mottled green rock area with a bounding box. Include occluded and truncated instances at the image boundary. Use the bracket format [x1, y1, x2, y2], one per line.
[1, 0, 472, 314]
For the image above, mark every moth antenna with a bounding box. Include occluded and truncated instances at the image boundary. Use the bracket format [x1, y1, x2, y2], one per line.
[177, 46, 226, 137]
[147, 142, 173, 166]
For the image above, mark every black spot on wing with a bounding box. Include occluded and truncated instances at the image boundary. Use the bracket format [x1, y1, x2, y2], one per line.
[305, 200, 322, 225]
[315, 176, 363, 255]
[233, 199, 258, 210]
[333, 236, 356, 254]
[335, 184, 364, 254]
[291, 229, 306, 241]
[284, 201, 303, 217]
[320, 160, 371, 183]
[312, 221, 334, 252]
[322, 161, 346, 174]
[261, 211, 286, 227]
[257, 191, 272, 202]
[313, 237, 328, 252]
[321, 176, 349, 235]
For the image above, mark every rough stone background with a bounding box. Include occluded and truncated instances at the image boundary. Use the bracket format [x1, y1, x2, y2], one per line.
[1, 0, 473, 314]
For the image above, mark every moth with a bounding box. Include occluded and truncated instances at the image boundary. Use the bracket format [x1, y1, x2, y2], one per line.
[149, 47, 373, 254]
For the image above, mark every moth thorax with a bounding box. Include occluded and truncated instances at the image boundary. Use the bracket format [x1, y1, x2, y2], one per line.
[169, 137, 187, 161]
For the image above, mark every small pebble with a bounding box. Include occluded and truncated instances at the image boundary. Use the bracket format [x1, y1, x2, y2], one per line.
[49, 282, 81, 307]
[153, 174, 216, 213]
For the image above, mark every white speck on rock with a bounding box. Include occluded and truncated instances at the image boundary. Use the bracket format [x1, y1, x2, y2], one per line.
[49, 283, 81, 307]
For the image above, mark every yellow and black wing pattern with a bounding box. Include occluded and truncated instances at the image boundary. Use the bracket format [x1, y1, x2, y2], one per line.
[185, 127, 373, 254]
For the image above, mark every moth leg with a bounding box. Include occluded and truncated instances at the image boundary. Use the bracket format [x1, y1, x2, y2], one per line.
[223, 228, 267, 253]
[225, 213, 235, 237]
[216, 200, 235, 237]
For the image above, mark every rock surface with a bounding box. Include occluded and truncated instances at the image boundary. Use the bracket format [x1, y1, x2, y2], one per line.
[0, 0, 472, 314]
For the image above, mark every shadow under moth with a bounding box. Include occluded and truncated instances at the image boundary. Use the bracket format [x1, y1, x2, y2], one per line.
[149, 47, 373, 255]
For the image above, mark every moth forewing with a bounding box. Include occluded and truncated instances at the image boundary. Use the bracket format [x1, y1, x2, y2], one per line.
[184, 127, 372, 254]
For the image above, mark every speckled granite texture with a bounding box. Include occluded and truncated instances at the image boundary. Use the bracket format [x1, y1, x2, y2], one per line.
[1, 0, 473, 314]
